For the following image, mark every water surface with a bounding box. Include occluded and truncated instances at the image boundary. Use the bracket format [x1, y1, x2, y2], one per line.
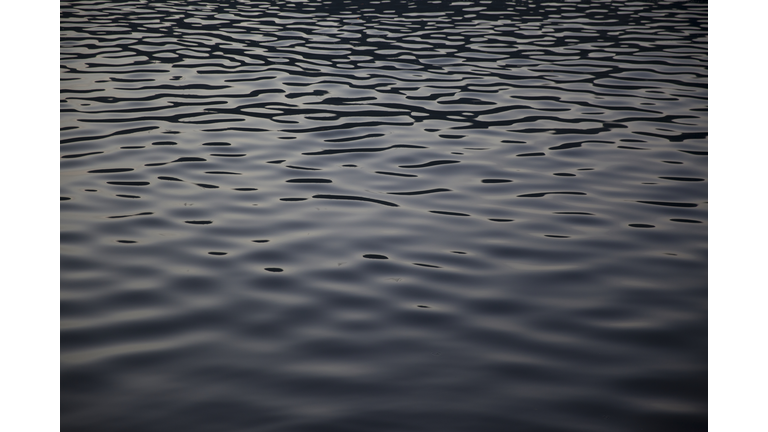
[61, 1, 707, 431]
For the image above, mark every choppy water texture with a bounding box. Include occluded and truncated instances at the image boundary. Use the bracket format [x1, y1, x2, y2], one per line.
[61, 1, 707, 431]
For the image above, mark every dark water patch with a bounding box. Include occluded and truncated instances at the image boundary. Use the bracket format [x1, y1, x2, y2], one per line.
[62, 151, 104, 159]
[148, 157, 207, 166]
[481, 179, 512, 184]
[267, 160, 285, 164]
[429, 210, 470, 217]
[61, 197, 71, 201]
[313, 194, 398, 207]
[554, 212, 595, 216]
[549, 140, 613, 151]
[553, 173, 576, 177]
[413, 263, 442, 268]
[158, 176, 183, 182]
[108, 212, 153, 219]
[488, 218, 514, 222]
[324, 133, 386, 143]
[375, 171, 418, 178]
[286, 178, 332, 183]
[637, 200, 698, 208]
[618, 145, 647, 150]
[264, 267, 283, 272]
[120, 146, 144, 149]
[194, 183, 219, 189]
[208, 252, 227, 256]
[517, 191, 587, 198]
[233, 188, 258, 191]
[286, 165, 321, 171]
[280, 198, 307, 202]
[205, 171, 240, 175]
[88, 168, 134, 174]
[516, 152, 546, 157]
[202, 127, 270, 132]
[184, 220, 212, 225]
[60, 126, 158, 145]
[303, 144, 425, 156]
[251, 240, 269, 243]
[152, 141, 177, 146]
[363, 254, 388, 260]
[202, 142, 230, 146]
[634, 131, 707, 142]
[399, 160, 460, 169]
[659, 177, 705, 182]
[116, 194, 141, 199]
[106, 181, 150, 186]
[387, 188, 451, 196]
[116, 240, 136, 244]
[671, 219, 704, 224]
[544, 235, 570, 238]
[679, 150, 708, 156]
[210, 154, 245, 157]
[629, 224, 656, 228]
[549, 142, 584, 151]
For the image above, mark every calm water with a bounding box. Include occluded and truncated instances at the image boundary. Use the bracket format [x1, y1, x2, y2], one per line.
[61, 1, 707, 431]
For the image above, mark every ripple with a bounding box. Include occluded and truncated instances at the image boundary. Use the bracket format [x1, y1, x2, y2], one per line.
[303, 144, 425, 156]
[88, 168, 134, 174]
[362, 254, 388, 260]
[108, 212, 153, 219]
[637, 200, 699, 208]
[313, 194, 399, 207]
[429, 210, 470, 217]
[659, 177, 705, 182]
[375, 171, 418, 178]
[106, 181, 150, 186]
[62, 1, 707, 430]
[517, 191, 587, 198]
[671, 218, 703, 224]
[387, 188, 451, 196]
[398, 160, 460, 169]
[286, 178, 333, 183]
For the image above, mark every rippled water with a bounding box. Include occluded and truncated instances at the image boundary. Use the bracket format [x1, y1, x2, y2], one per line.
[61, 1, 707, 431]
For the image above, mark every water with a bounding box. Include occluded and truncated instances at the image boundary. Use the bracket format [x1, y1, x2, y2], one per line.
[61, 1, 707, 431]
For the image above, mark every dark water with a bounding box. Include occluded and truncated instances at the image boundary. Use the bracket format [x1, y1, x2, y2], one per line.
[61, 1, 707, 431]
